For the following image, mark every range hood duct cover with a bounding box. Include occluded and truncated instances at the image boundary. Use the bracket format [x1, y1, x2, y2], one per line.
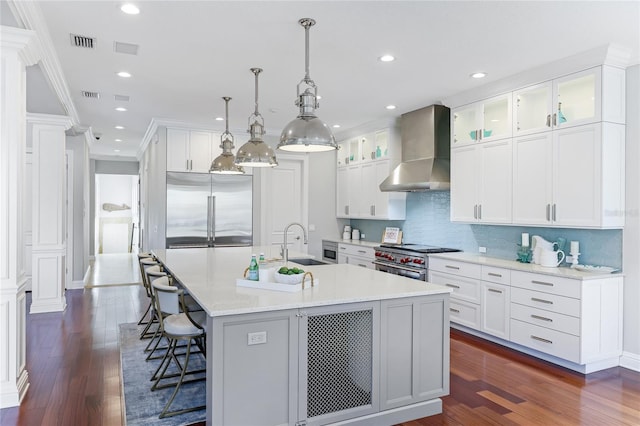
[379, 104, 451, 192]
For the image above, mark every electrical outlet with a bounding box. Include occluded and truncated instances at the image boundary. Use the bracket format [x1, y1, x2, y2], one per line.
[247, 331, 267, 346]
[361, 234, 365, 239]
[478, 246, 487, 253]
[308, 224, 316, 231]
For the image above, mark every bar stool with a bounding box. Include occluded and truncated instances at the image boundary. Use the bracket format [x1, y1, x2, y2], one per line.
[139, 257, 161, 338]
[151, 278, 207, 418]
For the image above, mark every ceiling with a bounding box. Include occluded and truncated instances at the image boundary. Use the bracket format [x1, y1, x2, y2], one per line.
[6, 1, 640, 159]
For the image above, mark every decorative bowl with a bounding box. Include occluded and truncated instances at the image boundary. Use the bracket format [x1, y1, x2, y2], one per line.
[274, 271, 304, 284]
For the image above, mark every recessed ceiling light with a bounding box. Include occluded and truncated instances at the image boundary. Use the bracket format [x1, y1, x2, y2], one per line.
[317, 95, 322, 100]
[332, 124, 341, 128]
[385, 105, 396, 110]
[114, 149, 121, 152]
[115, 107, 127, 112]
[215, 117, 224, 121]
[491, 119, 500, 122]
[379, 55, 395, 62]
[471, 72, 487, 79]
[115, 139, 123, 142]
[115, 125, 124, 130]
[120, 4, 140, 15]
[117, 71, 132, 78]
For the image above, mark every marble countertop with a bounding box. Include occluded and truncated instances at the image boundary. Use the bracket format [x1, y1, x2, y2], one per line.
[153, 246, 451, 317]
[428, 252, 622, 280]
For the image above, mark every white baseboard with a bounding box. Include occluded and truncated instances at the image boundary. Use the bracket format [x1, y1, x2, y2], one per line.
[619, 351, 640, 372]
[67, 280, 85, 290]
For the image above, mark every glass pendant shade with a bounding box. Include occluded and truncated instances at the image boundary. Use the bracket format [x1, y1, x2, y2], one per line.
[210, 97, 244, 174]
[235, 68, 278, 167]
[278, 18, 337, 152]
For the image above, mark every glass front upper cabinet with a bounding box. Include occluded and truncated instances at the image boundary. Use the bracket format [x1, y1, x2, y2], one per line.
[452, 93, 512, 147]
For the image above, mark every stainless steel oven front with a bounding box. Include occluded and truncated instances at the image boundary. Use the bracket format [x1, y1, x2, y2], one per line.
[321, 240, 338, 264]
[373, 261, 427, 280]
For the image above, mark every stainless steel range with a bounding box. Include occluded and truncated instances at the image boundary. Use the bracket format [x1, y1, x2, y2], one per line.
[374, 244, 461, 281]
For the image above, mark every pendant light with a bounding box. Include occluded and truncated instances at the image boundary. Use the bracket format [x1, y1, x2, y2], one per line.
[235, 68, 278, 167]
[278, 18, 337, 152]
[210, 96, 245, 174]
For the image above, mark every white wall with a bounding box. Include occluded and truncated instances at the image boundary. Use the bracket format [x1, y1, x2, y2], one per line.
[143, 128, 167, 251]
[622, 64, 640, 370]
[65, 134, 89, 282]
[308, 149, 342, 258]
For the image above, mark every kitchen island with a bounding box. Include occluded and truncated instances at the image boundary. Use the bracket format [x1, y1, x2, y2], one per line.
[153, 246, 452, 426]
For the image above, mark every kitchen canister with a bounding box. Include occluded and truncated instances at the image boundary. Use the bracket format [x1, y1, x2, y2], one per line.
[343, 231, 351, 240]
[352, 229, 360, 240]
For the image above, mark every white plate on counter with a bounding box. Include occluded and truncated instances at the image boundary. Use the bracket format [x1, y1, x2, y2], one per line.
[572, 265, 618, 274]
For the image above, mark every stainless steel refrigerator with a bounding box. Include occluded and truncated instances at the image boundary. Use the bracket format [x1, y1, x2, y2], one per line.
[166, 172, 253, 248]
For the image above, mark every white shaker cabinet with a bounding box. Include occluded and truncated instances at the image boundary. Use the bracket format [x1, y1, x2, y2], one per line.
[338, 243, 375, 269]
[450, 139, 512, 224]
[513, 122, 625, 228]
[480, 266, 511, 340]
[451, 93, 512, 147]
[166, 128, 216, 173]
[336, 166, 350, 217]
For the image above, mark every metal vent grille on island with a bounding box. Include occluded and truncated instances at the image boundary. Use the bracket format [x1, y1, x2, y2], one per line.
[306, 310, 373, 418]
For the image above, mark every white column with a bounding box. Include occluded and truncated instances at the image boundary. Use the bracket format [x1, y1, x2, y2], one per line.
[28, 114, 71, 314]
[0, 25, 40, 409]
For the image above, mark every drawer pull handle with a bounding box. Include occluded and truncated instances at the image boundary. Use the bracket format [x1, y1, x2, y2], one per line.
[531, 335, 553, 344]
[445, 265, 460, 270]
[531, 297, 553, 304]
[357, 250, 367, 254]
[532, 280, 554, 286]
[531, 314, 553, 322]
[446, 283, 460, 289]
[488, 272, 502, 277]
[488, 288, 502, 294]
[450, 308, 460, 313]
[357, 264, 367, 268]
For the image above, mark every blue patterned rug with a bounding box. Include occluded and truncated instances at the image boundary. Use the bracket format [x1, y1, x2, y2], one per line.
[119, 323, 206, 426]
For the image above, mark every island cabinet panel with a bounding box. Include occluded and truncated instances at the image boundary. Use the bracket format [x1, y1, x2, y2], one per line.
[380, 295, 449, 411]
[210, 310, 299, 426]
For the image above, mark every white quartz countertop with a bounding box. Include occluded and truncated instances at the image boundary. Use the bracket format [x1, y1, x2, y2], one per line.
[153, 246, 451, 317]
[428, 252, 622, 280]
[323, 238, 381, 248]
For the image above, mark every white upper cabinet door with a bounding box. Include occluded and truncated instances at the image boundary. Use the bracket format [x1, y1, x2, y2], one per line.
[450, 146, 479, 222]
[359, 162, 377, 218]
[347, 165, 362, 217]
[166, 128, 190, 172]
[513, 132, 554, 225]
[552, 124, 601, 227]
[189, 131, 214, 173]
[481, 94, 512, 142]
[477, 139, 512, 224]
[336, 166, 350, 218]
[553, 68, 602, 130]
[452, 104, 480, 147]
[513, 82, 553, 137]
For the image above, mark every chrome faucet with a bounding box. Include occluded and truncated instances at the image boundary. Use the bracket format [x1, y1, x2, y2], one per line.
[281, 222, 308, 263]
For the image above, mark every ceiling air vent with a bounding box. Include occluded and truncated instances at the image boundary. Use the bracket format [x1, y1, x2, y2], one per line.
[71, 34, 96, 49]
[114, 94, 130, 102]
[114, 41, 139, 55]
[81, 90, 100, 99]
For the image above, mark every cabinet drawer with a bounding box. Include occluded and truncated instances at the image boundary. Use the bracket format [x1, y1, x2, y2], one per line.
[510, 319, 580, 363]
[481, 266, 510, 285]
[338, 244, 374, 259]
[429, 271, 480, 304]
[511, 287, 580, 317]
[429, 258, 481, 278]
[511, 271, 581, 298]
[511, 302, 580, 336]
[449, 299, 480, 330]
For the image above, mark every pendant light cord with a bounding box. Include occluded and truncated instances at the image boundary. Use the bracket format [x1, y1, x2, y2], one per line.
[252, 68, 261, 116]
[223, 96, 230, 134]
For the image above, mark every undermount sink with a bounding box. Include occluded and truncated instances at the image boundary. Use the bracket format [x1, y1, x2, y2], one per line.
[288, 258, 329, 266]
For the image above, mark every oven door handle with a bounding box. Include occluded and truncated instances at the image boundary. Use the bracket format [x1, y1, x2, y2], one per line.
[373, 261, 426, 274]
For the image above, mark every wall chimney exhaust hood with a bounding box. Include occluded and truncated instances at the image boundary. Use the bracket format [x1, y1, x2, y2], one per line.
[379, 104, 451, 192]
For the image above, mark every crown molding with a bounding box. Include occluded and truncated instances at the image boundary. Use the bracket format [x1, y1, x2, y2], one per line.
[26, 112, 72, 129]
[0, 25, 41, 66]
[7, 1, 81, 128]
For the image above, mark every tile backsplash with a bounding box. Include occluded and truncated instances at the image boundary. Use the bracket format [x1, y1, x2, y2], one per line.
[350, 191, 623, 270]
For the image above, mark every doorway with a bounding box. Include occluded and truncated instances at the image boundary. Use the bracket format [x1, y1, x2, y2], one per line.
[94, 174, 139, 254]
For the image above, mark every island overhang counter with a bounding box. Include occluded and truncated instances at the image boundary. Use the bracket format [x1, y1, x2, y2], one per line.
[153, 247, 452, 426]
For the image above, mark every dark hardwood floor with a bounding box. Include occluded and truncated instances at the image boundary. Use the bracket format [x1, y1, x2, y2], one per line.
[1, 285, 639, 425]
